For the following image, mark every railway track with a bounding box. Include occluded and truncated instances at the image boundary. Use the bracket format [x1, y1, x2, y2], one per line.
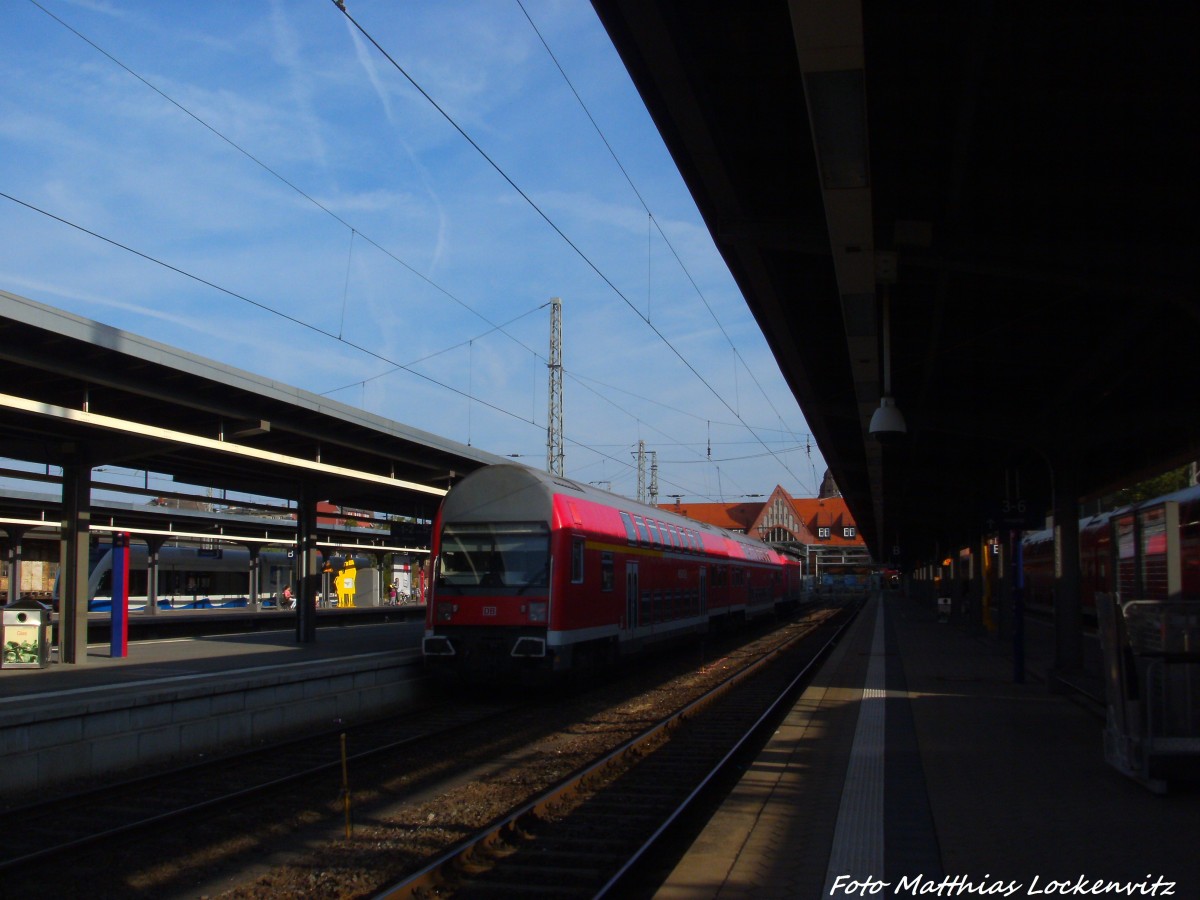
[377, 600, 859, 898]
[0, 695, 522, 879]
[2, 600, 859, 897]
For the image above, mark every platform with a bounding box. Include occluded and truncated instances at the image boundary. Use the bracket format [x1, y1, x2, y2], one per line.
[0, 620, 427, 797]
[0, 617, 425, 697]
[657, 593, 1200, 899]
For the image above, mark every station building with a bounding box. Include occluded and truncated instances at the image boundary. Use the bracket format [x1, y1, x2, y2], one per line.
[661, 474, 873, 583]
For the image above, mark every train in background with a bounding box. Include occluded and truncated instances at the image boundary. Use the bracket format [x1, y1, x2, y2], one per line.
[421, 463, 810, 676]
[1023, 483, 1200, 612]
[59, 544, 376, 611]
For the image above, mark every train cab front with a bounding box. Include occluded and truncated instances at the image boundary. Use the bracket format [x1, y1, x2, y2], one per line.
[422, 623, 554, 678]
[422, 522, 557, 677]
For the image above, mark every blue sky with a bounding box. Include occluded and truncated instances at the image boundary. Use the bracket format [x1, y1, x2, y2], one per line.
[0, 0, 826, 505]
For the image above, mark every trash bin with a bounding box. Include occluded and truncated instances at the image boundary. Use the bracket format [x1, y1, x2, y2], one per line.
[937, 596, 952, 622]
[2, 597, 51, 668]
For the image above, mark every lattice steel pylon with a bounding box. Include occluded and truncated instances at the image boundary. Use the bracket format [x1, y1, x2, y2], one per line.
[637, 440, 646, 503]
[649, 451, 658, 507]
[546, 297, 564, 476]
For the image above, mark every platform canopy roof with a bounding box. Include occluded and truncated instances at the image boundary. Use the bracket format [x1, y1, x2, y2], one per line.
[591, 1, 1198, 563]
[0, 290, 509, 522]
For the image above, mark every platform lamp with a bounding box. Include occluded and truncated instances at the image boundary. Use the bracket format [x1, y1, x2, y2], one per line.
[868, 281, 907, 441]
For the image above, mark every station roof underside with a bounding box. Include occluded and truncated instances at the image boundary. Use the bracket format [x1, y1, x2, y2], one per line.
[0, 291, 509, 522]
[591, 1, 1199, 563]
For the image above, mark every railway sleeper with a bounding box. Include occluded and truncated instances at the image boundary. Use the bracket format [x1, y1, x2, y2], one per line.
[512, 847, 630, 864]
[554, 802, 669, 822]
[458, 882, 595, 897]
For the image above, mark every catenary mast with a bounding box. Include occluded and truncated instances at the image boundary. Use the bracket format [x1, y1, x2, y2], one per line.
[649, 450, 658, 506]
[546, 297, 564, 476]
[637, 440, 646, 503]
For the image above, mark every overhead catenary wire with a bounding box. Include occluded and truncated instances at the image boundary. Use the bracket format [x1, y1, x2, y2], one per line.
[14, 1, 816, 502]
[19, 192, 756, 501]
[19, 3, 703, 475]
[321, 302, 550, 398]
[21, 0, 540, 361]
[24, 0, 745, 497]
[0, 191, 509, 420]
[518, 0, 811, 483]
[0, 188, 737, 501]
[331, 1, 814, 496]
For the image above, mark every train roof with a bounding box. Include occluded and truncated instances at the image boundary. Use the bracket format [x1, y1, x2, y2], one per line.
[442, 464, 780, 555]
[1132, 482, 1200, 511]
[1023, 482, 1200, 545]
[441, 464, 564, 524]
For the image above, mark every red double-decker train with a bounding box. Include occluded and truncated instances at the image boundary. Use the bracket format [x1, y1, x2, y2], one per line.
[1023, 483, 1200, 613]
[422, 463, 804, 675]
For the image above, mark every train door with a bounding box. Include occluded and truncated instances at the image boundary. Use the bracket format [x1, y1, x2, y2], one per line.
[699, 566, 708, 615]
[625, 562, 639, 630]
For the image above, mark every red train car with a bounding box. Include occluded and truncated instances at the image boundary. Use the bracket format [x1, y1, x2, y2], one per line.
[1023, 484, 1200, 612]
[422, 463, 797, 675]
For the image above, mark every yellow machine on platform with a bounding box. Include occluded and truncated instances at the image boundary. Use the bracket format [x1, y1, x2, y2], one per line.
[336, 559, 357, 607]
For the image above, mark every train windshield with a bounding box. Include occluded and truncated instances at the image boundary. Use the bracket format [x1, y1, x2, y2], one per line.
[437, 523, 550, 591]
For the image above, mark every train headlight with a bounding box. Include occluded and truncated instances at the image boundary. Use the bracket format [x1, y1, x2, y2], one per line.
[436, 601, 458, 622]
[528, 601, 548, 623]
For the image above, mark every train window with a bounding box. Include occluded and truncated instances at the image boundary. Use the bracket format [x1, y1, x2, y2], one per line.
[184, 574, 212, 595]
[600, 551, 614, 591]
[646, 519, 663, 546]
[571, 538, 585, 583]
[632, 515, 651, 544]
[438, 523, 550, 590]
[665, 524, 680, 548]
[619, 511, 638, 543]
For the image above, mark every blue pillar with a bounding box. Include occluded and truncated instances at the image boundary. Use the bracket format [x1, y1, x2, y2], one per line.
[1011, 528, 1025, 684]
[110, 531, 130, 658]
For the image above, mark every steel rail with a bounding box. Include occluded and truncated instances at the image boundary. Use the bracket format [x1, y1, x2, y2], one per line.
[374, 601, 860, 899]
[0, 695, 520, 875]
[595, 599, 861, 897]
